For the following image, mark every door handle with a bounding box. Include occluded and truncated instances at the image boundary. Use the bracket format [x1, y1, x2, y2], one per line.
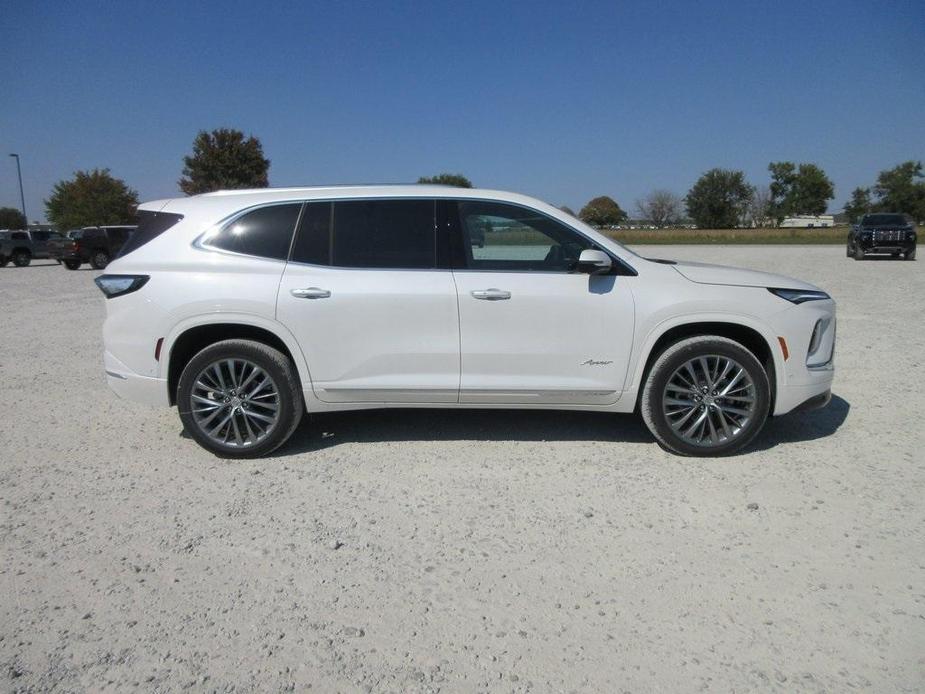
[291, 287, 331, 299]
[471, 288, 511, 301]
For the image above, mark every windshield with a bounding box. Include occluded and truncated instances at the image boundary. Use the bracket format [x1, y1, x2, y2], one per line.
[863, 214, 908, 226]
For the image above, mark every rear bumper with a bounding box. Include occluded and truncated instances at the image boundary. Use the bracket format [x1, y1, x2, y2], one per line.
[104, 350, 169, 407]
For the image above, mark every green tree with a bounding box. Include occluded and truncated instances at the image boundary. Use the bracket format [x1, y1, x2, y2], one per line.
[417, 173, 473, 188]
[579, 196, 627, 227]
[872, 161, 925, 221]
[45, 169, 139, 230]
[843, 187, 872, 223]
[0, 207, 27, 229]
[768, 161, 835, 222]
[179, 128, 270, 195]
[685, 169, 753, 229]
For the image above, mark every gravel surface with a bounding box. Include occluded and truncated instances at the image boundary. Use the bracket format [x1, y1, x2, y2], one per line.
[1, 247, 922, 692]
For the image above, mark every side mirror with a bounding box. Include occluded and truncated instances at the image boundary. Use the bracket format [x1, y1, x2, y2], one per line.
[576, 249, 612, 275]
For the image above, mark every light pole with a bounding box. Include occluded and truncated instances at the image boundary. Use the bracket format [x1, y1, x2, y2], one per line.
[9, 153, 27, 226]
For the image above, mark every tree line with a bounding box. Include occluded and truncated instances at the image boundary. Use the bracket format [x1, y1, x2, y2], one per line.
[10, 126, 921, 230]
[573, 161, 923, 230]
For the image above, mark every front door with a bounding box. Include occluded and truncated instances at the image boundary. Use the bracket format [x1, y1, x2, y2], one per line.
[277, 199, 459, 403]
[450, 201, 635, 405]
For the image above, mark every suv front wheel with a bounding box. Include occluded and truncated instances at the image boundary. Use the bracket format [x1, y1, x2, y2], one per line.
[12, 250, 31, 267]
[641, 336, 771, 456]
[177, 339, 304, 458]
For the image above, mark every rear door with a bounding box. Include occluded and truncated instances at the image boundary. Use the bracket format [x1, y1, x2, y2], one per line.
[277, 199, 460, 403]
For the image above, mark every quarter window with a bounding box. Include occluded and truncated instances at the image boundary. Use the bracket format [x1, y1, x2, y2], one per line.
[207, 204, 302, 261]
[457, 201, 594, 272]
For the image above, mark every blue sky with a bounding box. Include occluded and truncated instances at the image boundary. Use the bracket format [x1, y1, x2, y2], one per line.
[2, 0, 923, 223]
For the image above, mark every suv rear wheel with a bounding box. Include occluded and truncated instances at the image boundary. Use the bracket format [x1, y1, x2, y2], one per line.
[12, 250, 31, 267]
[641, 336, 771, 456]
[63, 259, 81, 270]
[177, 339, 304, 458]
[90, 250, 110, 269]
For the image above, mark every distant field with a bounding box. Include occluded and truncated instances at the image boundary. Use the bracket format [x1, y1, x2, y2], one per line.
[601, 226, 848, 245]
[484, 225, 850, 246]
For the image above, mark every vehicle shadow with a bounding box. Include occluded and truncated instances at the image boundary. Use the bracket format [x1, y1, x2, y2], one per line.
[271, 393, 849, 457]
[748, 393, 850, 452]
[276, 407, 653, 455]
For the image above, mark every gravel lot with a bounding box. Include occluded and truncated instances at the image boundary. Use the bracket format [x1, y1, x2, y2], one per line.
[1, 246, 923, 693]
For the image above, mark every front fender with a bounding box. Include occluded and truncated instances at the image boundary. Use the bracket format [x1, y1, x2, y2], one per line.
[625, 311, 785, 405]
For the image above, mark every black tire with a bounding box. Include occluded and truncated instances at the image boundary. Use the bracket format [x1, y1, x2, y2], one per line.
[89, 250, 110, 270]
[177, 339, 304, 459]
[12, 250, 31, 267]
[640, 335, 771, 457]
[906, 248, 916, 261]
[0, 256, 8, 268]
[846, 243, 852, 258]
[853, 246, 865, 261]
[63, 259, 81, 270]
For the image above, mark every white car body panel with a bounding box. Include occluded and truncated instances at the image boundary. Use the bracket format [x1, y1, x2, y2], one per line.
[100, 185, 835, 425]
[452, 270, 634, 405]
[278, 263, 460, 403]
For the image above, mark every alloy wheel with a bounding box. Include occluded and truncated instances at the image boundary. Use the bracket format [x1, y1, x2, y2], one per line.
[190, 358, 281, 448]
[662, 355, 757, 447]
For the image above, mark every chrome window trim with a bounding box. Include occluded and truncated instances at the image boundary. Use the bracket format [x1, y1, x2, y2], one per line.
[192, 195, 636, 276]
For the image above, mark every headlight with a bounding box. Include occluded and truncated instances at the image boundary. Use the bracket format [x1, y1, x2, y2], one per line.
[767, 287, 831, 304]
[94, 274, 149, 299]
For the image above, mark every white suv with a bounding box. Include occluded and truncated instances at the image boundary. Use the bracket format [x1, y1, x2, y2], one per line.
[97, 186, 835, 458]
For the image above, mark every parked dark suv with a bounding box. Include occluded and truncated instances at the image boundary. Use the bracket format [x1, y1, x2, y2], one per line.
[47, 225, 136, 269]
[847, 213, 917, 261]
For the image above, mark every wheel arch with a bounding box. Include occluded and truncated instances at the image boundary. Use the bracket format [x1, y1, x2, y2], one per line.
[163, 316, 312, 406]
[630, 317, 782, 411]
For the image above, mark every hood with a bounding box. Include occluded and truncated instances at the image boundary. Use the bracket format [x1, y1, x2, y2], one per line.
[669, 260, 818, 290]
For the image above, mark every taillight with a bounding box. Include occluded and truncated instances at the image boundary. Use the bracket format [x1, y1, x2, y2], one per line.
[94, 274, 149, 299]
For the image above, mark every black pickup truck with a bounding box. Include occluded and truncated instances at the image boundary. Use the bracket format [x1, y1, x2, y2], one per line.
[46, 225, 136, 269]
[847, 213, 917, 261]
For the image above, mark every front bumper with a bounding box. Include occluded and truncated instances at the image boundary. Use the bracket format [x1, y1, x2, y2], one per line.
[859, 240, 915, 254]
[104, 350, 169, 407]
[774, 366, 834, 415]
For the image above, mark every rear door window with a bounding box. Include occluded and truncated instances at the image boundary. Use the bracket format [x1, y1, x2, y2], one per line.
[332, 200, 435, 269]
[290, 199, 437, 269]
[206, 204, 302, 261]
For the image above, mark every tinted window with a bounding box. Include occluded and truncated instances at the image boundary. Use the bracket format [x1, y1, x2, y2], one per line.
[290, 202, 332, 265]
[862, 214, 909, 226]
[11, 232, 27, 240]
[119, 212, 183, 257]
[331, 200, 435, 269]
[457, 201, 593, 272]
[207, 204, 301, 260]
